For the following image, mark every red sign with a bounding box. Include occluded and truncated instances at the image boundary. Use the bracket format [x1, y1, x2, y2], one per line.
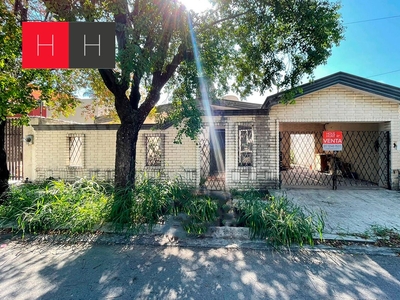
[323, 131, 343, 151]
[22, 22, 69, 68]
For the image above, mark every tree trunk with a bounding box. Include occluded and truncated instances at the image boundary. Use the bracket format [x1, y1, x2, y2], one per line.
[114, 121, 141, 189]
[0, 120, 10, 203]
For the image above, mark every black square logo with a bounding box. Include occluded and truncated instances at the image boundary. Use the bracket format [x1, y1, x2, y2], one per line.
[69, 22, 115, 68]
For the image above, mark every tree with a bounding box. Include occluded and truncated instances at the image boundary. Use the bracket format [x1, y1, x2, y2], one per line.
[41, 0, 343, 190]
[0, 1, 80, 200]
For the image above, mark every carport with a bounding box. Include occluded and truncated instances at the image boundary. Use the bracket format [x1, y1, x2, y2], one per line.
[262, 72, 400, 190]
[278, 122, 391, 189]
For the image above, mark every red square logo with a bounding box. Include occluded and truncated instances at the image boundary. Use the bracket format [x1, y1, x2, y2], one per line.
[22, 22, 69, 68]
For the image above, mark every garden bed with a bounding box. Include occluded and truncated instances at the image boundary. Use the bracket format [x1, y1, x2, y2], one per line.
[0, 178, 326, 246]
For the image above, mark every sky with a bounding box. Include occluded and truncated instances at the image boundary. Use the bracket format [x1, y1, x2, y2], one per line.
[313, 0, 400, 88]
[179, 0, 400, 103]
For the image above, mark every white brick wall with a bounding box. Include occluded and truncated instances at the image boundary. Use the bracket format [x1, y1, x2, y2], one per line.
[28, 125, 198, 183]
[30, 128, 116, 180]
[136, 127, 198, 182]
[24, 84, 400, 190]
[269, 84, 400, 189]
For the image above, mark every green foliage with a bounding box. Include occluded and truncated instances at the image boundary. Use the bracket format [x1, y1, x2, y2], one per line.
[0, 178, 323, 243]
[0, 177, 219, 235]
[230, 188, 269, 201]
[235, 195, 325, 246]
[108, 177, 174, 230]
[0, 178, 109, 234]
[163, 97, 203, 144]
[130, 177, 172, 227]
[108, 175, 217, 234]
[108, 187, 134, 229]
[370, 224, 399, 238]
[180, 198, 218, 235]
[197, 0, 344, 98]
[0, 2, 81, 122]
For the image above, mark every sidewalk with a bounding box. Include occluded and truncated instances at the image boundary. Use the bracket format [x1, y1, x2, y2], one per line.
[270, 188, 400, 235]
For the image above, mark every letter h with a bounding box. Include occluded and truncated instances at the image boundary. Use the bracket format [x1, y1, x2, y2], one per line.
[37, 34, 54, 56]
[83, 35, 101, 56]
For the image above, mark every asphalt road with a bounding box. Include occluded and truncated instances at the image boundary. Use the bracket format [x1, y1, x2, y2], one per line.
[1, 239, 400, 300]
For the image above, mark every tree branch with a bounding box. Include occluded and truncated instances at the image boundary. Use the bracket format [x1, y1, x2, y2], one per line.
[98, 69, 117, 94]
[129, 75, 142, 110]
[210, 11, 248, 26]
[138, 42, 186, 119]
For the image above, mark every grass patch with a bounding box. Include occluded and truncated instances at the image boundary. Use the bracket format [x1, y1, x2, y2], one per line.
[234, 194, 325, 246]
[230, 188, 269, 201]
[180, 197, 218, 235]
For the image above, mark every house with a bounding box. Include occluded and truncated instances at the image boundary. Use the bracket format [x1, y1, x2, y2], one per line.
[20, 72, 400, 190]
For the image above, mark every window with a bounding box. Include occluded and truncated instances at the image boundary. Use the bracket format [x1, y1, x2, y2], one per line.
[146, 135, 163, 166]
[238, 127, 253, 166]
[68, 134, 84, 167]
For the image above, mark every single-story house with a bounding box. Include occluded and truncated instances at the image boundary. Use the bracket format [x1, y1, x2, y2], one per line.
[19, 72, 400, 190]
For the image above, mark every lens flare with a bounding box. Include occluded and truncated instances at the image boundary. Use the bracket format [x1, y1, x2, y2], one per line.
[188, 15, 225, 184]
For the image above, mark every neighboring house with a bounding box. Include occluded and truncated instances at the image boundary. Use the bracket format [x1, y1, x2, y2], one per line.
[21, 72, 400, 190]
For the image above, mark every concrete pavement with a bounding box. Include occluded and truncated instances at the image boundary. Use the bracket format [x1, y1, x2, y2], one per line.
[1, 240, 400, 300]
[271, 188, 400, 236]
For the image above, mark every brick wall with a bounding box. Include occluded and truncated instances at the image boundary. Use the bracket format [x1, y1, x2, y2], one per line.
[32, 128, 117, 181]
[202, 115, 278, 190]
[27, 123, 198, 184]
[23, 84, 400, 190]
[269, 84, 400, 189]
[136, 127, 198, 183]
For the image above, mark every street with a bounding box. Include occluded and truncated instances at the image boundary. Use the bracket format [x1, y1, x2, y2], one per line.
[1, 239, 400, 299]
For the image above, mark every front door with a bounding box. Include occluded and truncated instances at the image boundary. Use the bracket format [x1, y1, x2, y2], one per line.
[210, 129, 225, 176]
[200, 129, 226, 191]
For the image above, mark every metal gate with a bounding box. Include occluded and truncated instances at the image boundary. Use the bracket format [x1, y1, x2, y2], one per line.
[200, 129, 225, 190]
[279, 131, 391, 189]
[5, 119, 23, 181]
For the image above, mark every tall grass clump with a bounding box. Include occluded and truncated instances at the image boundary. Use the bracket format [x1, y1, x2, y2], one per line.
[0, 178, 109, 234]
[235, 195, 325, 246]
[179, 197, 218, 235]
[108, 175, 218, 234]
[108, 176, 177, 230]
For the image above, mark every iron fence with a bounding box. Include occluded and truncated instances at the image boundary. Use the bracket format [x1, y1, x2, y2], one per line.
[35, 167, 197, 185]
[5, 119, 23, 181]
[279, 131, 391, 189]
[200, 130, 226, 191]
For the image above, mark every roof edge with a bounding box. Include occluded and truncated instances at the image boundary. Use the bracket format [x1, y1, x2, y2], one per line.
[32, 122, 173, 131]
[262, 72, 400, 110]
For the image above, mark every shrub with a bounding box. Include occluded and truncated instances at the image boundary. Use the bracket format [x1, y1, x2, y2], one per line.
[0, 178, 109, 234]
[235, 195, 324, 246]
[107, 176, 219, 234]
[181, 197, 218, 235]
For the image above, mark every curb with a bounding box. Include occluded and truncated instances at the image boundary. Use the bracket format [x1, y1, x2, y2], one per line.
[1, 225, 400, 256]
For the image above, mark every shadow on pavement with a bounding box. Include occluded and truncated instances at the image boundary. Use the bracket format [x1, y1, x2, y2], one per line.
[1, 238, 400, 299]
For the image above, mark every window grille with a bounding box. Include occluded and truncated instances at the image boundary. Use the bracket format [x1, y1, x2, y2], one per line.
[238, 127, 253, 166]
[68, 135, 84, 167]
[146, 136, 163, 166]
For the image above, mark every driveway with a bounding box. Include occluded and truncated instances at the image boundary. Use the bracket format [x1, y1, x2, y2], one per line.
[270, 188, 400, 235]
